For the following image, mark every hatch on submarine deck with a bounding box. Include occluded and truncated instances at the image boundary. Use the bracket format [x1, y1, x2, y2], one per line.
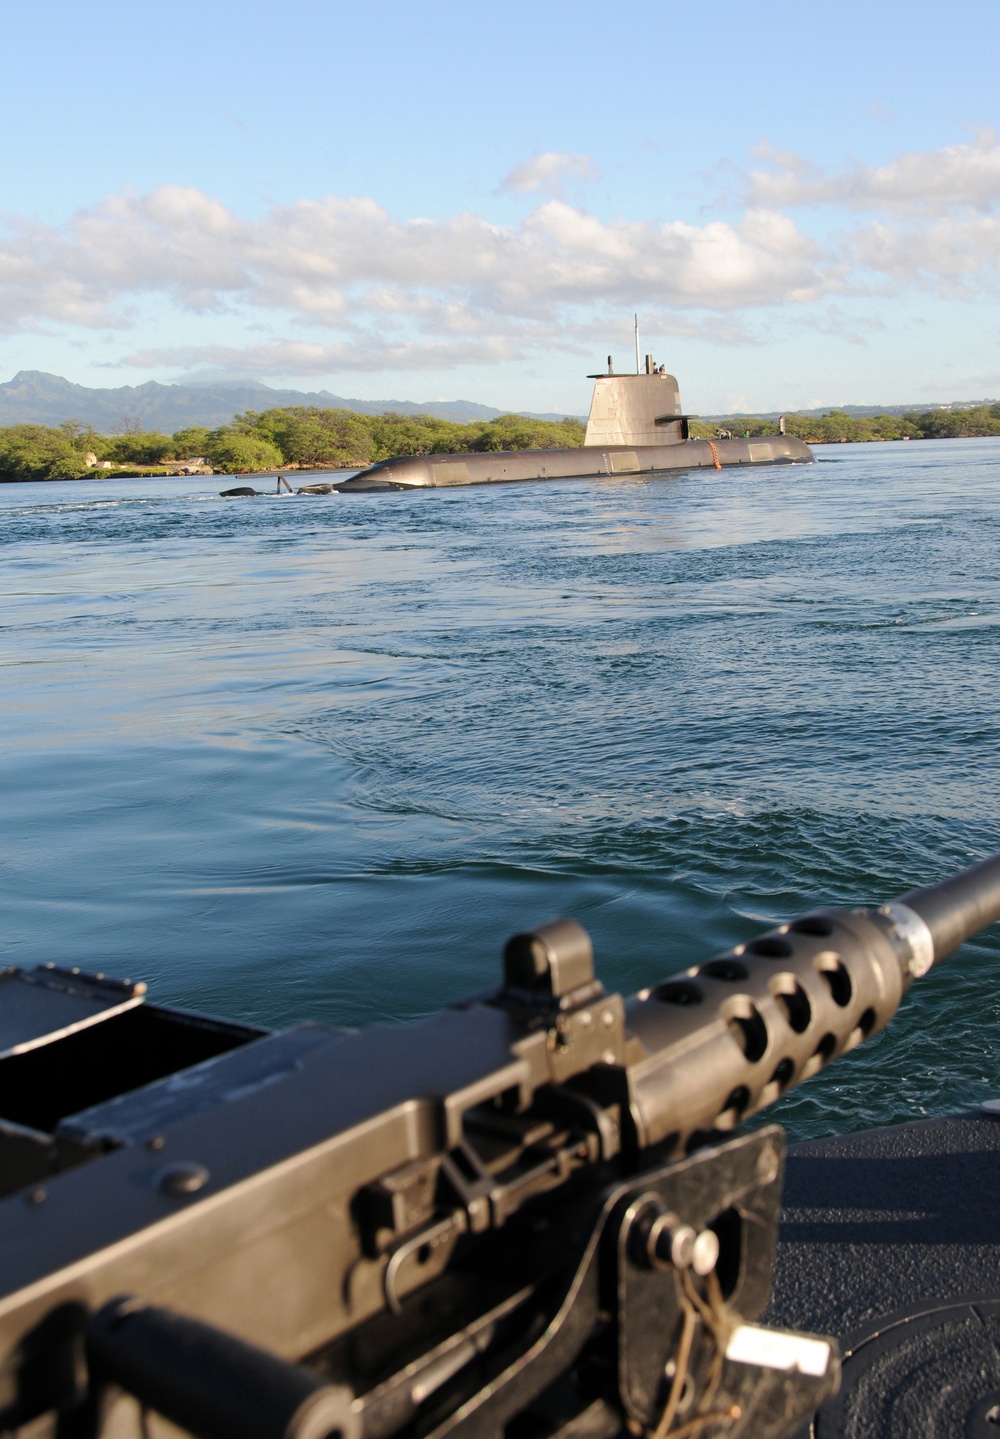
[336, 359, 813, 492]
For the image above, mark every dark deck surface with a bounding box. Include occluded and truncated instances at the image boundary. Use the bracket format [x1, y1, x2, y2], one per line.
[766, 1110, 1000, 1436]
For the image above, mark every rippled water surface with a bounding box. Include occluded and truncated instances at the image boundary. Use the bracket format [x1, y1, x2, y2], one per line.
[3, 441, 1000, 1142]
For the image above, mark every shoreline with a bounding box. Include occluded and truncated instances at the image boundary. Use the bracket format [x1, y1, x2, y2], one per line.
[3, 432, 1000, 484]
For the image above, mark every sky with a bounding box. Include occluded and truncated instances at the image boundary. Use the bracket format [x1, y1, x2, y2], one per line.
[2, 0, 999, 416]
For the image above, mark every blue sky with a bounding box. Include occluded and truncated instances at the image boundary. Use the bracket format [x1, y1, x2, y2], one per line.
[2, 0, 999, 415]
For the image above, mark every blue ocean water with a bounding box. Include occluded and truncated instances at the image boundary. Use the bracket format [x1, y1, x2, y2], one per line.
[2, 440, 999, 1143]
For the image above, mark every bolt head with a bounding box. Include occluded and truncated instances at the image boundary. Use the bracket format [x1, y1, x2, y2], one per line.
[155, 1162, 209, 1197]
[691, 1229, 720, 1276]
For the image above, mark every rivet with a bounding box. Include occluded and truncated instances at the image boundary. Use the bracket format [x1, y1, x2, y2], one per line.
[26, 1188, 46, 1206]
[155, 1162, 209, 1196]
[145, 1135, 165, 1151]
[757, 1143, 780, 1186]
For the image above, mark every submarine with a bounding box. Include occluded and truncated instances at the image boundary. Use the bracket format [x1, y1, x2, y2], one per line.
[336, 357, 813, 492]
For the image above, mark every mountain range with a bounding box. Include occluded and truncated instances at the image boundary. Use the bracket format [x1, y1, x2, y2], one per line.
[0, 370, 994, 433]
[0, 371, 569, 431]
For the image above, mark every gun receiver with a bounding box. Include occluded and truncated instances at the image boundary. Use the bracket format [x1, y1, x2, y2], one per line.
[2, 854, 999, 1439]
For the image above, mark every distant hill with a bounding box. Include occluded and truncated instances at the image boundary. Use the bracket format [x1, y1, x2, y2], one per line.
[0, 372, 569, 431]
[708, 399, 997, 422]
[2, 370, 993, 434]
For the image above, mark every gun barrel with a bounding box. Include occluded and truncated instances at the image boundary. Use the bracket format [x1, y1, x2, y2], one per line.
[620, 851, 1000, 1153]
[899, 851, 1000, 965]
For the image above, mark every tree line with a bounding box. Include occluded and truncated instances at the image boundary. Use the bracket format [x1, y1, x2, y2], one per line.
[1, 401, 999, 482]
[0, 409, 587, 481]
[689, 404, 1000, 444]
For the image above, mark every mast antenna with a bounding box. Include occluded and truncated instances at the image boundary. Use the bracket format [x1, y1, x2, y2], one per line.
[634, 313, 640, 374]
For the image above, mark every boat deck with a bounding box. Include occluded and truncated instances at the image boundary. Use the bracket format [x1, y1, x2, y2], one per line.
[767, 1110, 1000, 1436]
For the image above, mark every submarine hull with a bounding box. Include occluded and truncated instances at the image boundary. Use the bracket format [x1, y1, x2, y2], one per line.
[336, 435, 813, 491]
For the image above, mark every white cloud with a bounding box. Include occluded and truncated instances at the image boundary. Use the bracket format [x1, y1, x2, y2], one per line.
[747, 130, 1000, 213]
[121, 336, 528, 376]
[847, 214, 1000, 292]
[121, 309, 765, 380]
[500, 152, 600, 195]
[0, 186, 829, 359]
[2, 135, 999, 379]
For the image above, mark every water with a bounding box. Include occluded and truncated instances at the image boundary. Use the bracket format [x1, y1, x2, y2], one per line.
[2, 440, 999, 1143]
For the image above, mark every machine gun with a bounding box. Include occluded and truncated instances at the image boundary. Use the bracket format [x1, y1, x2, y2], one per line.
[2, 854, 1000, 1439]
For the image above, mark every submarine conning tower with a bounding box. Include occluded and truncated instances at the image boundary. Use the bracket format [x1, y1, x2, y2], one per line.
[583, 356, 690, 447]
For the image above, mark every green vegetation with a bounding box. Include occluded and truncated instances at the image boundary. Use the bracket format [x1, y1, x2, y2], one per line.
[691, 403, 1000, 444]
[0, 425, 92, 481]
[207, 432, 285, 472]
[105, 431, 174, 465]
[225, 406, 587, 468]
[169, 426, 213, 453]
[2, 400, 999, 482]
[0, 407, 587, 481]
